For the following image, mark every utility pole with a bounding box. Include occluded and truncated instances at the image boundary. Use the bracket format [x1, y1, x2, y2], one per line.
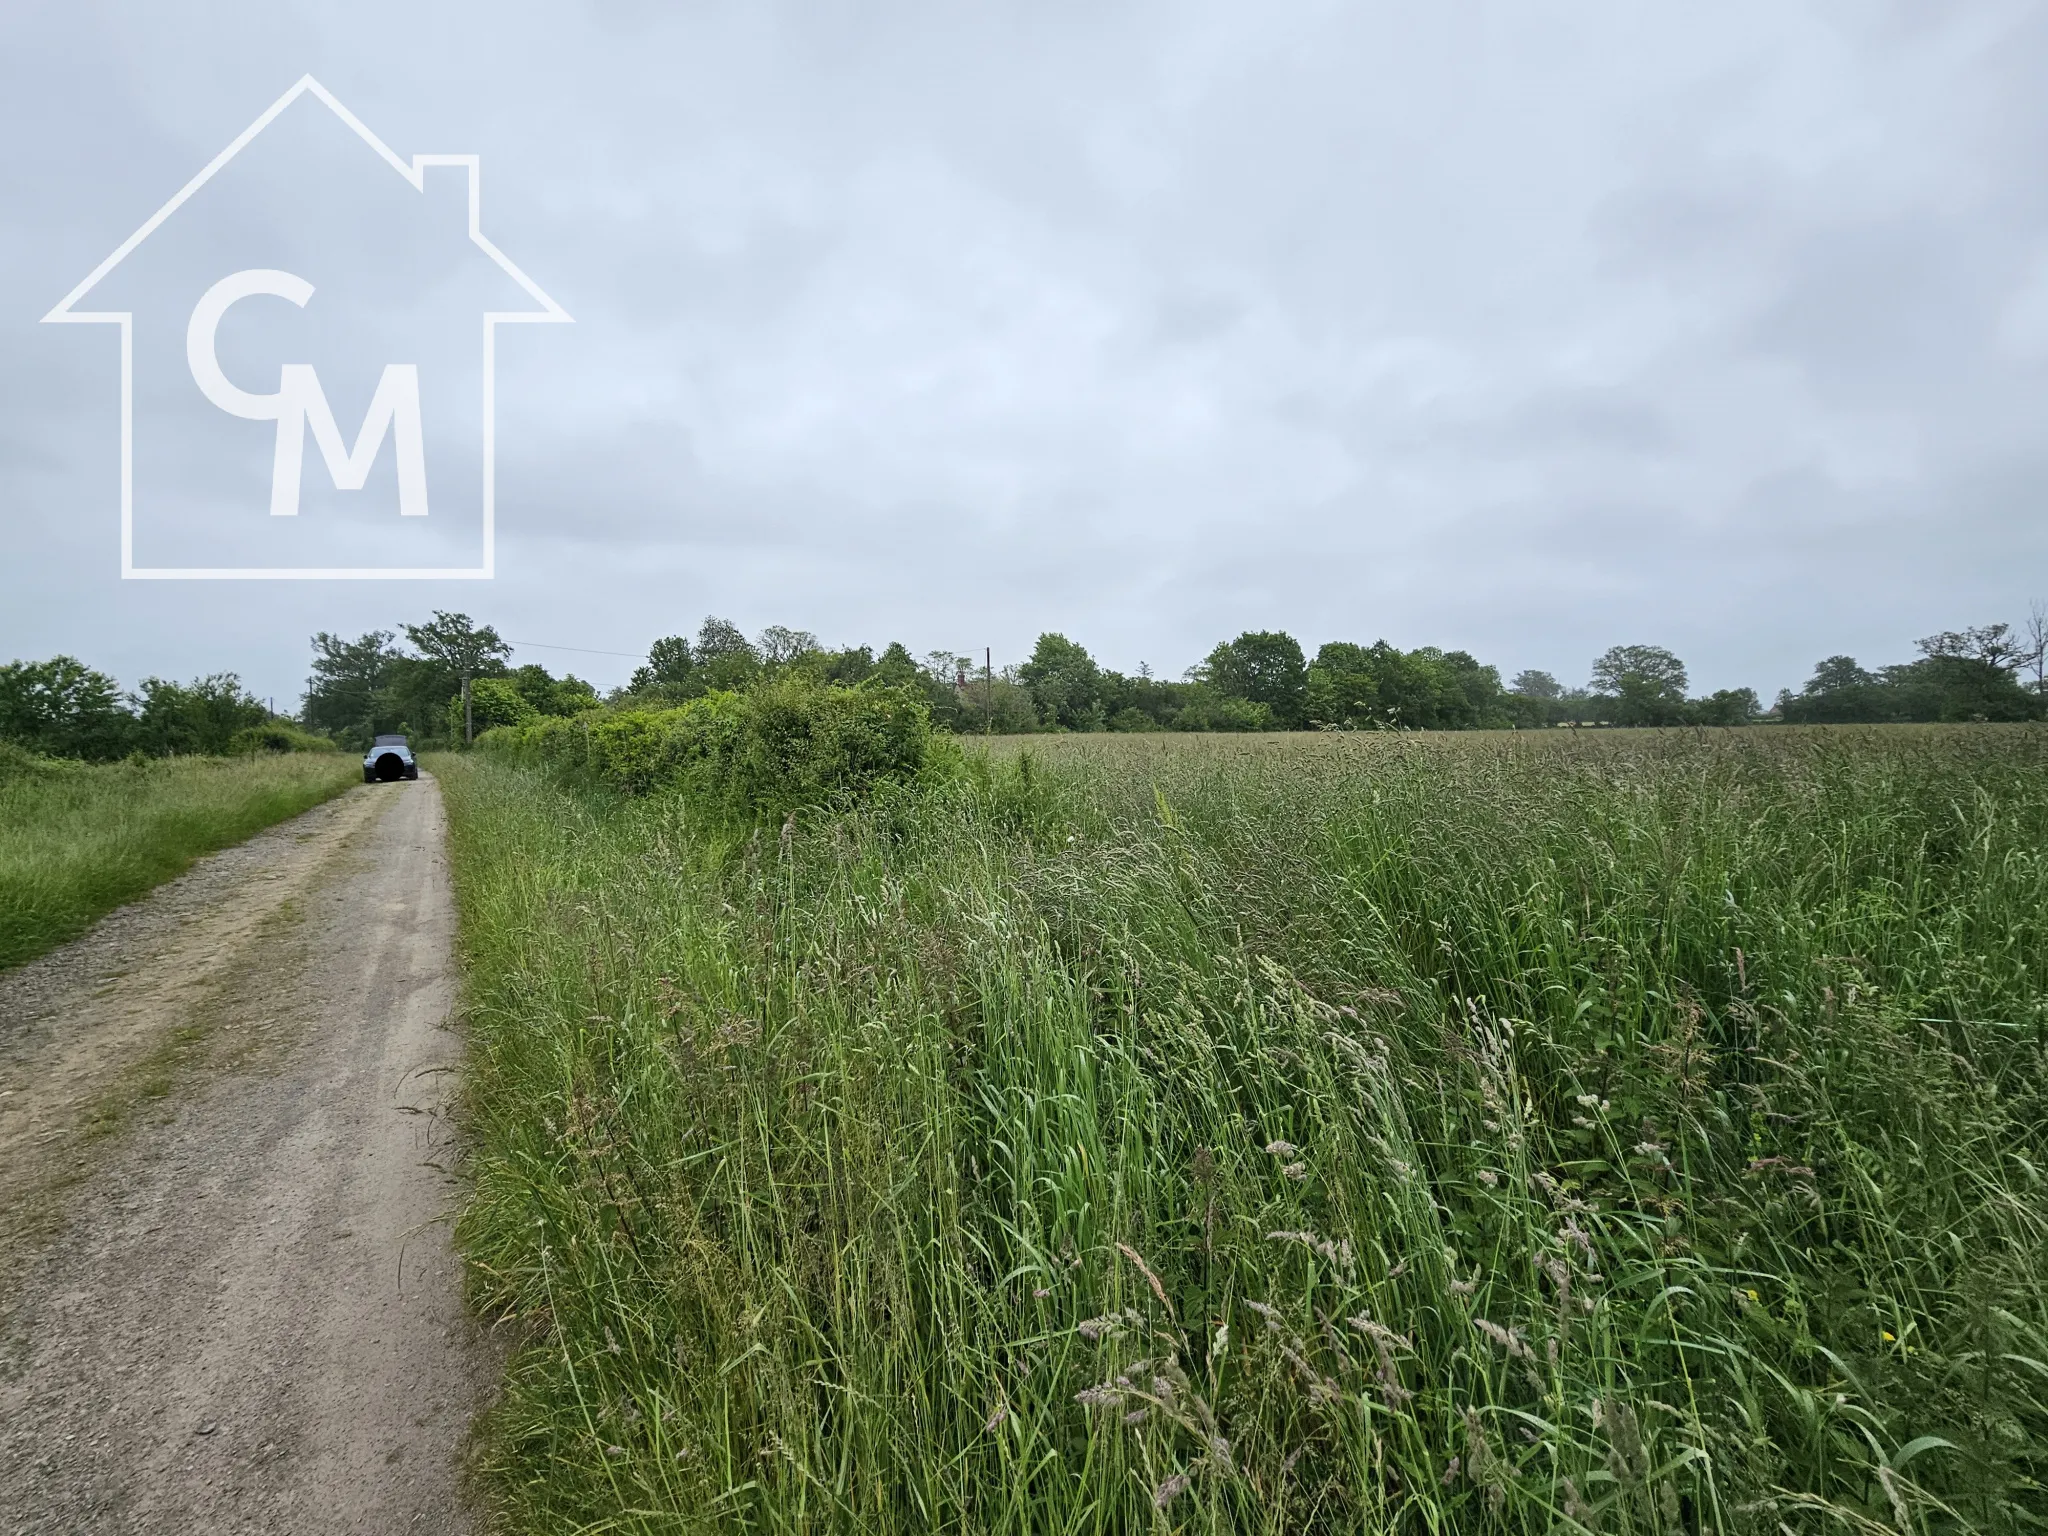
[985, 648, 993, 736]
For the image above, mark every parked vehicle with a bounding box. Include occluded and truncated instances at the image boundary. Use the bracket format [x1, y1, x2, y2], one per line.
[363, 734, 419, 783]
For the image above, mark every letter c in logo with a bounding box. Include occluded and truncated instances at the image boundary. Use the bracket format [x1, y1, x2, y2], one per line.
[186, 268, 314, 420]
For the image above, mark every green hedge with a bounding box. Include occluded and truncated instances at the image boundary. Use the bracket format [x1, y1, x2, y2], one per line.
[478, 678, 941, 819]
[224, 722, 338, 755]
[0, 740, 79, 786]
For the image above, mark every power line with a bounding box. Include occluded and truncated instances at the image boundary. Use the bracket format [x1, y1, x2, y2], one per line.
[506, 639, 648, 660]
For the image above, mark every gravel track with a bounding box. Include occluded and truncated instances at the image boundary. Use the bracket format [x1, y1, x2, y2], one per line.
[0, 776, 493, 1535]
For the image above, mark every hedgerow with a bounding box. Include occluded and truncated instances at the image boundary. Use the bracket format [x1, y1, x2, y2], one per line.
[477, 677, 944, 820]
[224, 721, 337, 754]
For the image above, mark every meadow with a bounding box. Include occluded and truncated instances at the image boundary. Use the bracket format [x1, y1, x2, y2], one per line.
[0, 747, 360, 970]
[439, 724, 2048, 1534]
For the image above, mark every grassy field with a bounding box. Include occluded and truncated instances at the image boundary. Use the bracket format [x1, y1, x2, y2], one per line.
[0, 750, 361, 970]
[439, 726, 2048, 1534]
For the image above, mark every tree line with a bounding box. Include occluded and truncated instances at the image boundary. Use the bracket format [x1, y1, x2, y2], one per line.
[0, 658, 309, 760]
[300, 615, 598, 749]
[3, 606, 2042, 762]
[0, 612, 594, 760]
[607, 611, 2048, 733]
[1772, 623, 2047, 725]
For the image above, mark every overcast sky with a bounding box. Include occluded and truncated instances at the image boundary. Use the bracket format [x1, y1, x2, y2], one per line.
[4, 0, 2047, 705]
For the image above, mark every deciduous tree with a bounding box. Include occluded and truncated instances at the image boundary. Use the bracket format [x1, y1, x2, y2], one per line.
[403, 612, 512, 745]
[693, 617, 762, 693]
[1020, 633, 1105, 730]
[303, 631, 403, 747]
[1590, 644, 1689, 726]
[629, 635, 695, 697]
[758, 626, 822, 669]
[133, 674, 268, 755]
[0, 656, 133, 760]
[1205, 631, 1306, 728]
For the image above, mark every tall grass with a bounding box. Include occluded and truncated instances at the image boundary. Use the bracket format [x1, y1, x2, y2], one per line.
[0, 749, 360, 969]
[439, 727, 2048, 1533]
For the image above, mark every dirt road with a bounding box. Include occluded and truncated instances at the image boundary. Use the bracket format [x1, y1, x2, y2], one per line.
[0, 777, 492, 1535]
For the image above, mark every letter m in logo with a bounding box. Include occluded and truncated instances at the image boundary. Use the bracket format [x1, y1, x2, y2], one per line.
[187, 268, 429, 518]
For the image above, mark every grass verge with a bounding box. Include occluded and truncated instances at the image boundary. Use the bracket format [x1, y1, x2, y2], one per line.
[0, 751, 359, 970]
[439, 728, 2048, 1533]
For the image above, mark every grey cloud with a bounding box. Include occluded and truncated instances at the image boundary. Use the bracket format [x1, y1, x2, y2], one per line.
[1, 0, 2045, 708]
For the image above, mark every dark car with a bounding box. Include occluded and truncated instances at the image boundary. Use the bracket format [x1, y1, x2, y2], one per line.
[363, 734, 419, 783]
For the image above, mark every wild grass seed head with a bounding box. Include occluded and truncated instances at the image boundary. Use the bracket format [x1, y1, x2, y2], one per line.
[1474, 1318, 1534, 1360]
[1152, 1472, 1192, 1510]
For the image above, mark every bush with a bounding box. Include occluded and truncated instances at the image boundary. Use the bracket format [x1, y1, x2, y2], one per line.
[134, 673, 271, 755]
[0, 740, 76, 786]
[447, 677, 542, 742]
[225, 722, 338, 755]
[1170, 686, 1274, 731]
[480, 678, 940, 819]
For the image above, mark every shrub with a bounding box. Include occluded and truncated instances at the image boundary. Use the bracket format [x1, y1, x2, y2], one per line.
[480, 678, 939, 819]
[1170, 686, 1274, 731]
[225, 721, 338, 755]
[134, 673, 271, 755]
[0, 740, 74, 785]
[448, 677, 542, 742]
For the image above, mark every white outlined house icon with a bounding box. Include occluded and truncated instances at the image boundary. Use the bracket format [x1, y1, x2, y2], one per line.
[43, 75, 570, 580]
